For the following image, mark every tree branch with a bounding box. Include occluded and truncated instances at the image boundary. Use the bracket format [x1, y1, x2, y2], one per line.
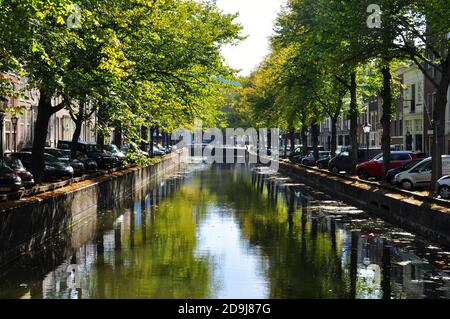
[335, 75, 351, 90]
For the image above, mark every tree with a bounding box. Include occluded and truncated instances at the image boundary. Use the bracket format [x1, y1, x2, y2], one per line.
[396, 0, 450, 191]
[1, 0, 241, 180]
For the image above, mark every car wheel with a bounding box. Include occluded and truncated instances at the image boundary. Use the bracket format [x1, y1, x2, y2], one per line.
[389, 177, 397, 186]
[358, 169, 369, 180]
[439, 186, 450, 199]
[401, 180, 414, 191]
[317, 163, 324, 170]
[331, 166, 339, 174]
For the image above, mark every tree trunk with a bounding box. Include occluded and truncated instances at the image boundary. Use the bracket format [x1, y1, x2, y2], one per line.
[71, 116, 83, 158]
[113, 125, 122, 148]
[31, 89, 52, 183]
[431, 57, 450, 193]
[331, 116, 338, 157]
[289, 129, 295, 152]
[381, 65, 392, 182]
[70, 102, 84, 158]
[96, 103, 107, 150]
[301, 127, 308, 156]
[349, 72, 359, 174]
[311, 123, 320, 161]
[140, 126, 148, 151]
[284, 133, 288, 156]
[149, 126, 155, 157]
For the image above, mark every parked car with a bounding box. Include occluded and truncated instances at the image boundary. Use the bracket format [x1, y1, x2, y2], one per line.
[104, 144, 126, 163]
[289, 146, 324, 160]
[74, 153, 98, 173]
[121, 142, 150, 158]
[301, 151, 331, 166]
[48, 147, 97, 173]
[0, 160, 23, 193]
[43, 153, 75, 180]
[291, 151, 312, 164]
[395, 156, 450, 191]
[437, 176, 450, 199]
[11, 152, 74, 181]
[152, 145, 166, 157]
[386, 159, 424, 185]
[328, 150, 368, 174]
[316, 155, 333, 170]
[21, 146, 85, 176]
[21, 147, 68, 161]
[393, 158, 431, 190]
[156, 144, 170, 154]
[57, 141, 118, 170]
[356, 151, 419, 180]
[4, 157, 34, 188]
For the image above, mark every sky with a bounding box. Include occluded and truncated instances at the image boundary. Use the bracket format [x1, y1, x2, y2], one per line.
[216, 0, 285, 77]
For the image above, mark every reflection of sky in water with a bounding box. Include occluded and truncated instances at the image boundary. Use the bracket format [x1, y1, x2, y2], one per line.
[195, 206, 268, 299]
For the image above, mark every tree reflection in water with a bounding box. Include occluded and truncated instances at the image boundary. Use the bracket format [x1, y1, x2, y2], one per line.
[1, 164, 450, 299]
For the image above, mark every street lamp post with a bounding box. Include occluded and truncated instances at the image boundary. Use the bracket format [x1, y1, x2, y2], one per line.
[0, 97, 7, 158]
[11, 115, 18, 153]
[363, 123, 372, 162]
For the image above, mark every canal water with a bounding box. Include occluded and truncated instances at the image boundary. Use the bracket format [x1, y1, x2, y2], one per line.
[1, 163, 450, 299]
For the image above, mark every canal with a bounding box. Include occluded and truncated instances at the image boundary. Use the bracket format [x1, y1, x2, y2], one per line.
[1, 163, 450, 299]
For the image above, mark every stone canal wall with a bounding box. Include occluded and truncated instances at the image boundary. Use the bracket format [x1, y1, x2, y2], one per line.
[0, 150, 188, 269]
[277, 160, 450, 247]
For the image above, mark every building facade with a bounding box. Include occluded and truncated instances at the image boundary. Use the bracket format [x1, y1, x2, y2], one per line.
[399, 64, 424, 152]
[1, 74, 98, 155]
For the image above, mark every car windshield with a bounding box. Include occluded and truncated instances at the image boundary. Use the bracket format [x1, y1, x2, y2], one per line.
[339, 151, 349, 157]
[44, 154, 59, 163]
[0, 159, 13, 173]
[105, 145, 119, 153]
[411, 159, 431, 171]
[403, 159, 421, 170]
[372, 154, 383, 162]
[58, 143, 70, 150]
[47, 149, 65, 158]
[6, 158, 24, 169]
[77, 153, 88, 160]
[86, 144, 98, 152]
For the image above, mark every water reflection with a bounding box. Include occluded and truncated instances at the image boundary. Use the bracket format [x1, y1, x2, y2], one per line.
[1, 163, 450, 299]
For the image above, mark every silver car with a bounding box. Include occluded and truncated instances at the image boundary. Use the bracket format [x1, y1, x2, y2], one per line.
[394, 158, 432, 190]
[436, 176, 450, 199]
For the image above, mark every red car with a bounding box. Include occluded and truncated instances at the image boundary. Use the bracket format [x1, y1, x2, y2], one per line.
[356, 151, 419, 180]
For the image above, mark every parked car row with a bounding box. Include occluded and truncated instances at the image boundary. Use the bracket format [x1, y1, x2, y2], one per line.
[292, 151, 332, 167]
[0, 159, 29, 194]
[288, 147, 450, 200]
[0, 140, 174, 195]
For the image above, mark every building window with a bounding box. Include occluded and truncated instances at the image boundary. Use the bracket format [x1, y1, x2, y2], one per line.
[5, 121, 11, 152]
[411, 84, 416, 113]
[414, 119, 423, 133]
[344, 135, 350, 146]
[405, 120, 412, 132]
[19, 115, 25, 143]
[26, 110, 32, 143]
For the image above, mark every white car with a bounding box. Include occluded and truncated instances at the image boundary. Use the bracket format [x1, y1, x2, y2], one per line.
[395, 155, 450, 191]
[394, 158, 432, 190]
[436, 176, 450, 199]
